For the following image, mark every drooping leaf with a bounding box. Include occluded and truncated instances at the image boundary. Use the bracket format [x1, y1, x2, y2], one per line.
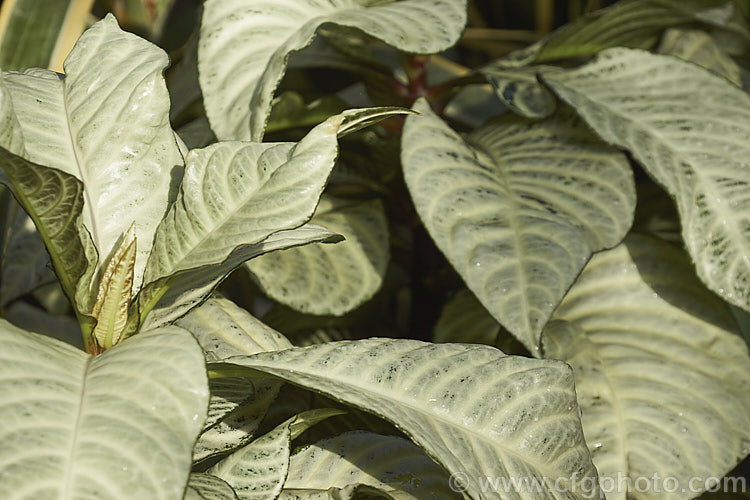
[401, 99, 634, 354]
[0, 321, 209, 500]
[208, 409, 344, 500]
[544, 47, 750, 312]
[542, 234, 750, 500]
[0, 139, 98, 322]
[203, 377, 258, 431]
[0, 196, 55, 307]
[658, 28, 743, 85]
[1, 14, 184, 294]
[142, 224, 341, 330]
[282, 431, 459, 499]
[198, 0, 467, 140]
[219, 338, 601, 500]
[185, 473, 239, 500]
[246, 195, 389, 315]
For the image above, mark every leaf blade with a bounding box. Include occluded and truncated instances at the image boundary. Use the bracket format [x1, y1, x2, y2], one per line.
[198, 0, 467, 140]
[246, 196, 389, 315]
[220, 338, 600, 500]
[401, 99, 635, 353]
[0, 321, 209, 500]
[544, 47, 750, 311]
[542, 234, 750, 499]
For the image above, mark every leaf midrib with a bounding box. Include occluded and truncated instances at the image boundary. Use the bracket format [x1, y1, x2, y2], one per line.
[234, 354, 575, 483]
[61, 354, 93, 499]
[465, 136, 536, 344]
[61, 76, 100, 255]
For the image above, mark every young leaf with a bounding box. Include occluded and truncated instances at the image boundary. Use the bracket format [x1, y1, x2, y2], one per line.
[218, 338, 601, 500]
[0, 321, 209, 500]
[208, 409, 344, 500]
[542, 234, 750, 500]
[0, 14, 184, 294]
[283, 431, 460, 499]
[198, 0, 467, 140]
[90, 224, 137, 352]
[245, 196, 389, 315]
[543, 47, 750, 313]
[401, 99, 635, 354]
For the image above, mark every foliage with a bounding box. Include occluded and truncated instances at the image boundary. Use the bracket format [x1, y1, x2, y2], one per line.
[1, 0, 750, 499]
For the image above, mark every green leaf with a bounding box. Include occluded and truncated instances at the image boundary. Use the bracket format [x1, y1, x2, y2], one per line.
[544, 47, 750, 313]
[0, 14, 184, 294]
[0, 196, 55, 307]
[219, 338, 600, 500]
[208, 409, 344, 500]
[0, 320, 209, 499]
[0, 0, 79, 70]
[246, 195, 389, 315]
[0, 144, 98, 323]
[198, 0, 467, 140]
[401, 99, 635, 354]
[658, 28, 743, 85]
[185, 473, 239, 500]
[283, 431, 459, 499]
[542, 234, 750, 500]
[142, 224, 341, 330]
[535, 0, 737, 63]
